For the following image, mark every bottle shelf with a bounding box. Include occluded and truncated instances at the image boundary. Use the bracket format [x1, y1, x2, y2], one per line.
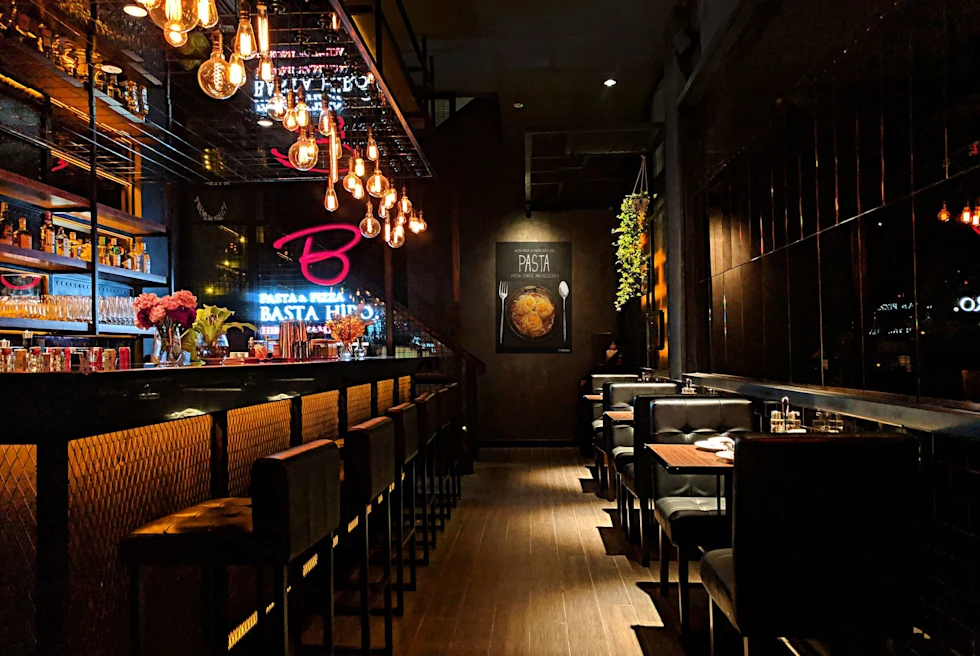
[0, 170, 166, 236]
[96, 264, 167, 286]
[0, 242, 89, 272]
[0, 317, 155, 336]
[94, 323, 155, 336]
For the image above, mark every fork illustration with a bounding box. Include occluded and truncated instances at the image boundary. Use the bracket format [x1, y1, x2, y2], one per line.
[498, 280, 508, 344]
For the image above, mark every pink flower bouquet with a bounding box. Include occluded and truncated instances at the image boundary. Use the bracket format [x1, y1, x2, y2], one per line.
[133, 291, 198, 365]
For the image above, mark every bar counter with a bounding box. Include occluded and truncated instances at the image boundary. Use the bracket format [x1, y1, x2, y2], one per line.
[0, 357, 435, 656]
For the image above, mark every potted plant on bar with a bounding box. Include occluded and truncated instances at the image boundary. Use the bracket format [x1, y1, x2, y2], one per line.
[327, 312, 367, 360]
[133, 291, 198, 367]
[192, 305, 257, 365]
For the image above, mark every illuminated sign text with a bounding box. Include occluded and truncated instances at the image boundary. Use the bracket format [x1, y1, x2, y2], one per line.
[272, 224, 361, 286]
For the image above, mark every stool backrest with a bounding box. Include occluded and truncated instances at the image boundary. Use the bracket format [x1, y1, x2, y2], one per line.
[386, 402, 419, 466]
[589, 374, 638, 392]
[604, 382, 677, 410]
[731, 433, 918, 634]
[414, 392, 438, 445]
[636, 397, 752, 499]
[251, 439, 341, 563]
[435, 387, 452, 430]
[344, 417, 397, 504]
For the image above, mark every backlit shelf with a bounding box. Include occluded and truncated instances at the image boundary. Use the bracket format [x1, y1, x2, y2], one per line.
[97, 264, 167, 285]
[0, 243, 89, 273]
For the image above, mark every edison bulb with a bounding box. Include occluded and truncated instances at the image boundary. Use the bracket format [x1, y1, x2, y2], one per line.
[352, 180, 365, 200]
[383, 217, 391, 243]
[360, 215, 381, 238]
[366, 166, 388, 198]
[295, 88, 309, 127]
[255, 3, 270, 54]
[137, 0, 160, 9]
[228, 52, 246, 88]
[288, 135, 318, 171]
[233, 8, 257, 59]
[366, 127, 379, 161]
[258, 54, 274, 83]
[149, 0, 198, 33]
[409, 212, 420, 234]
[164, 28, 188, 47]
[384, 186, 398, 209]
[197, 34, 236, 100]
[324, 185, 339, 212]
[961, 203, 972, 224]
[416, 210, 427, 233]
[343, 157, 359, 192]
[398, 187, 412, 215]
[354, 152, 366, 178]
[378, 202, 388, 219]
[267, 78, 286, 120]
[388, 224, 405, 248]
[395, 210, 406, 226]
[318, 109, 332, 136]
[196, 0, 218, 28]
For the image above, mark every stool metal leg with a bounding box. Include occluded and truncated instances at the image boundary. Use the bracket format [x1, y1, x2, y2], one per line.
[359, 507, 370, 656]
[659, 528, 670, 595]
[678, 547, 690, 634]
[323, 540, 335, 656]
[255, 565, 266, 647]
[273, 564, 289, 656]
[640, 497, 653, 567]
[394, 469, 405, 616]
[407, 459, 418, 590]
[418, 446, 432, 564]
[128, 565, 141, 656]
[383, 493, 393, 656]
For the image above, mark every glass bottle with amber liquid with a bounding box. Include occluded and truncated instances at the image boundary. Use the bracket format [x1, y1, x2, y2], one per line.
[13, 217, 31, 249]
[108, 238, 123, 267]
[97, 236, 107, 265]
[0, 202, 12, 246]
[68, 232, 79, 259]
[41, 212, 56, 254]
[56, 226, 69, 257]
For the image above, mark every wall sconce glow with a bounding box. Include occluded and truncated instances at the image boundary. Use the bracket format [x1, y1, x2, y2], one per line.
[604, 78, 617, 87]
[124, 3, 148, 16]
[272, 224, 362, 286]
[513, 102, 524, 109]
[257, 117, 274, 127]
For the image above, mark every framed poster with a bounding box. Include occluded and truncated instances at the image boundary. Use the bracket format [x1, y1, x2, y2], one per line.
[495, 242, 571, 353]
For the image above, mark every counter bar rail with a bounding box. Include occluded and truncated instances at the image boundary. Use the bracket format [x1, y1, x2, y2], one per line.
[0, 356, 429, 656]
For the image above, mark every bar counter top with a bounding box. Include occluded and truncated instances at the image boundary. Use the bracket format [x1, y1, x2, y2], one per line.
[0, 356, 433, 444]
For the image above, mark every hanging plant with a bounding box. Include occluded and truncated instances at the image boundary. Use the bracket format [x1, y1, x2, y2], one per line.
[613, 156, 651, 310]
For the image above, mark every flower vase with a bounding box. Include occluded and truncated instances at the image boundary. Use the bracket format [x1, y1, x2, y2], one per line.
[340, 341, 354, 361]
[156, 325, 184, 367]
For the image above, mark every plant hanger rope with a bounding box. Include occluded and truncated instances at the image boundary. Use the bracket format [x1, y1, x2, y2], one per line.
[613, 155, 651, 310]
[632, 154, 649, 196]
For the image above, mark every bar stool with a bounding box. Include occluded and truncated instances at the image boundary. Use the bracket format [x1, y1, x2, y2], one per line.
[433, 387, 454, 527]
[336, 417, 396, 656]
[121, 439, 342, 656]
[385, 402, 420, 615]
[413, 392, 439, 563]
[445, 381, 465, 503]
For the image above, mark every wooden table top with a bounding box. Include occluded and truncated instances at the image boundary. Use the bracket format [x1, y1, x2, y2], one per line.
[603, 410, 634, 423]
[646, 444, 732, 474]
[583, 394, 602, 402]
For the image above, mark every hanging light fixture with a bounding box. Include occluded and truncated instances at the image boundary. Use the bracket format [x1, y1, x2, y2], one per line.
[378, 202, 388, 219]
[228, 51, 247, 88]
[149, 0, 198, 34]
[366, 126, 379, 161]
[258, 53, 274, 83]
[295, 87, 310, 127]
[164, 28, 188, 47]
[961, 202, 972, 224]
[328, 115, 339, 185]
[389, 223, 405, 249]
[395, 209, 407, 227]
[398, 186, 412, 215]
[383, 213, 392, 243]
[384, 185, 398, 210]
[282, 88, 299, 131]
[196, 0, 218, 28]
[366, 163, 389, 198]
[408, 210, 421, 234]
[317, 108, 332, 136]
[233, 3, 257, 59]
[137, 0, 161, 9]
[197, 32, 236, 100]
[973, 200, 980, 227]
[416, 210, 427, 233]
[360, 201, 381, 238]
[937, 202, 951, 223]
[255, 2, 270, 54]
[267, 77, 286, 120]
[288, 125, 318, 171]
[324, 185, 339, 212]
[353, 148, 366, 178]
[344, 157, 360, 192]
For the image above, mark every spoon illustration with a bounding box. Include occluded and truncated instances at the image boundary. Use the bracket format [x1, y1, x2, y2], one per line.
[558, 280, 569, 343]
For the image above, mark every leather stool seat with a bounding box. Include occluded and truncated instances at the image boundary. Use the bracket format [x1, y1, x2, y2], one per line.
[700, 549, 737, 630]
[655, 497, 727, 545]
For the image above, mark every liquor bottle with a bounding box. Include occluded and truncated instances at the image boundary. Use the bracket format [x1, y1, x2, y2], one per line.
[108, 238, 122, 267]
[68, 232, 79, 259]
[13, 217, 31, 249]
[41, 212, 56, 254]
[97, 236, 107, 265]
[79, 238, 91, 262]
[0, 202, 12, 246]
[56, 226, 68, 256]
[130, 237, 144, 271]
[142, 248, 151, 274]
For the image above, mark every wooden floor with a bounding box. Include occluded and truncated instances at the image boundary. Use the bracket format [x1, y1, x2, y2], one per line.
[370, 447, 703, 656]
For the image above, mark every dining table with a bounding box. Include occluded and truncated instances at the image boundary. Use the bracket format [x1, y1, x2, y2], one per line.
[603, 409, 634, 424]
[583, 393, 602, 402]
[646, 443, 733, 516]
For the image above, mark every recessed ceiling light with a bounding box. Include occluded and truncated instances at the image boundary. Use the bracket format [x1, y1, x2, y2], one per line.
[257, 117, 274, 127]
[100, 63, 123, 75]
[513, 102, 524, 109]
[123, 4, 147, 17]
[604, 78, 617, 87]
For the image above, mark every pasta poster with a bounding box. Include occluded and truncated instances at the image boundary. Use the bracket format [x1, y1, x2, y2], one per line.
[495, 242, 572, 354]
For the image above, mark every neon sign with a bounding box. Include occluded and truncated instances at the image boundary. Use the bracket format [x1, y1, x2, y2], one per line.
[258, 289, 376, 327]
[272, 224, 361, 286]
[0, 274, 42, 291]
[253, 75, 372, 116]
[955, 296, 980, 313]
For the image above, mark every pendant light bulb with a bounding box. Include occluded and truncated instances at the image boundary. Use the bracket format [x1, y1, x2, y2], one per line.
[295, 87, 309, 127]
[398, 187, 412, 215]
[255, 2, 270, 55]
[359, 202, 381, 238]
[324, 185, 339, 212]
[353, 149, 366, 178]
[343, 157, 359, 193]
[417, 210, 427, 233]
[973, 200, 980, 227]
[366, 164, 389, 198]
[366, 126, 379, 161]
[352, 180, 365, 200]
[267, 77, 286, 120]
[288, 127, 318, 171]
[282, 88, 299, 131]
[197, 32, 236, 100]
[196, 0, 218, 28]
[149, 0, 197, 34]
[318, 108, 333, 136]
[383, 216, 392, 243]
[228, 51, 246, 88]
[409, 211, 420, 234]
[389, 223, 405, 249]
[395, 210, 406, 227]
[233, 5, 257, 60]
[937, 202, 951, 223]
[258, 53, 274, 83]
[384, 186, 398, 209]
[164, 27, 188, 47]
[378, 202, 388, 219]
[961, 202, 972, 224]
[137, 0, 160, 9]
